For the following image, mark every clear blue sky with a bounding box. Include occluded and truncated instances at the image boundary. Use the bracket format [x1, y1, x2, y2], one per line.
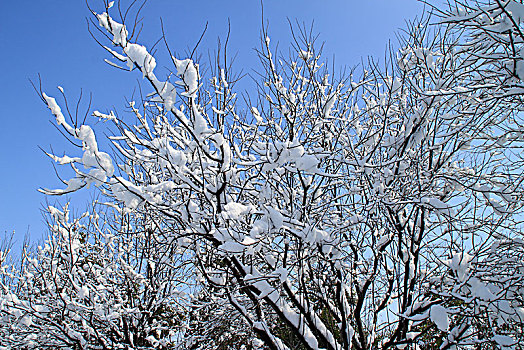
[0, 0, 426, 245]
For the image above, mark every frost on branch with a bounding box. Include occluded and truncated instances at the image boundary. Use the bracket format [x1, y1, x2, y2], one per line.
[7, 1, 524, 349]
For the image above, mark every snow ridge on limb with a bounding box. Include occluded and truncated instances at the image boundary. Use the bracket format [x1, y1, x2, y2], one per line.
[41, 88, 114, 195]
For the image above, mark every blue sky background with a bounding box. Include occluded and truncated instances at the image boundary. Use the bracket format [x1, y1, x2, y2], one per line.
[0, 0, 427, 246]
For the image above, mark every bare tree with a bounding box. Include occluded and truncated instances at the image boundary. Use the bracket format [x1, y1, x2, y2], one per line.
[2, 0, 524, 349]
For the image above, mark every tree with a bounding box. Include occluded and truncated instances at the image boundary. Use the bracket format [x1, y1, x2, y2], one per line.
[0, 202, 196, 349]
[2, 0, 524, 348]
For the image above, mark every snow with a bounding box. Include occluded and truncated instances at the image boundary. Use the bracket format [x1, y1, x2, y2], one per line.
[223, 202, 252, 220]
[420, 197, 452, 214]
[78, 126, 114, 177]
[102, 45, 126, 61]
[93, 110, 118, 123]
[273, 267, 288, 283]
[47, 153, 81, 165]
[20, 315, 33, 327]
[295, 153, 319, 172]
[218, 241, 246, 253]
[78, 125, 97, 151]
[492, 334, 516, 347]
[266, 206, 284, 229]
[487, 197, 507, 215]
[124, 43, 156, 77]
[265, 254, 276, 267]
[507, 1, 524, 22]
[47, 205, 64, 219]
[154, 80, 177, 110]
[323, 93, 337, 118]
[449, 252, 471, 282]
[430, 304, 449, 331]
[96, 12, 128, 46]
[220, 68, 228, 88]
[42, 177, 85, 195]
[191, 105, 210, 137]
[40, 98, 116, 194]
[110, 178, 142, 209]
[78, 285, 89, 299]
[251, 106, 263, 123]
[144, 181, 176, 193]
[470, 278, 496, 301]
[211, 106, 225, 115]
[174, 58, 199, 97]
[42, 93, 72, 132]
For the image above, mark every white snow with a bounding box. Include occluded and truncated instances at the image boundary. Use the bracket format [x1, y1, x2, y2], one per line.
[492, 334, 516, 347]
[93, 110, 118, 123]
[295, 154, 319, 172]
[97, 12, 128, 46]
[78, 285, 89, 299]
[124, 43, 156, 77]
[174, 58, 199, 97]
[251, 106, 263, 123]
[223, 202, 252, 220]
[42, 93, 72, 132]
[267, 206, 284, 229]
[430, 304, 449, 331]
